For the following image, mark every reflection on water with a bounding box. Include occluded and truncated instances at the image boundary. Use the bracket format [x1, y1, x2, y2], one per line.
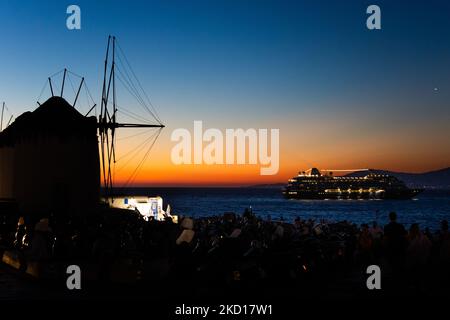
[119, 188, 450, 230]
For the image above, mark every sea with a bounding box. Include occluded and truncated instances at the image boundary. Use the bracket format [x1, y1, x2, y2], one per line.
[121, 188, 450, 231]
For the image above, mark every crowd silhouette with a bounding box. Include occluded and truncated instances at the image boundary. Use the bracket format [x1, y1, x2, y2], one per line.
[1, 208, 449, 297]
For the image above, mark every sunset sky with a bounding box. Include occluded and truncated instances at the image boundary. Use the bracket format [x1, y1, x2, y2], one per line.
[1, 0, 450, 186]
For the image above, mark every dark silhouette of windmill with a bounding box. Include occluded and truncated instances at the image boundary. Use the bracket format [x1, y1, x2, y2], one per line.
[43, 36, 166, 200]
[0, 36, 164, 215]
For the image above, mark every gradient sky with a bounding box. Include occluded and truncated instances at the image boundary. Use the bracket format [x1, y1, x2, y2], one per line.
[1, 0, 450, 186]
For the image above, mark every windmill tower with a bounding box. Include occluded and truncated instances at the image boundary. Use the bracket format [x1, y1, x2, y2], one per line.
[0, 90, 100, 216]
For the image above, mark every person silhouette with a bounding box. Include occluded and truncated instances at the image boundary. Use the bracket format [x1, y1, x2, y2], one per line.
[384, 212, 407, 276]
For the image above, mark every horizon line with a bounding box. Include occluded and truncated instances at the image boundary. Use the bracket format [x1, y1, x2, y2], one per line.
[108, 165, 450, 188]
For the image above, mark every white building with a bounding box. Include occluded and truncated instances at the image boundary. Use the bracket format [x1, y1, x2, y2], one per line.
[109, 196, 175, 221]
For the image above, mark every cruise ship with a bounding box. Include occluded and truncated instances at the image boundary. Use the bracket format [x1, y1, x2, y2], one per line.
[282, 168, 423, 200]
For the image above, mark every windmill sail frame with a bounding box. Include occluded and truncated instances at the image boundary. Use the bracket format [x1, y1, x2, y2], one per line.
[99, 36, 165, 200]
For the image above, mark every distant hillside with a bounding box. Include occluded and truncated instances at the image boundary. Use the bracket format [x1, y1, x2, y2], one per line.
[346, 167, 450, 189]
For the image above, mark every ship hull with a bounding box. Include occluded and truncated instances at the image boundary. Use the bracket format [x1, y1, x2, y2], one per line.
[282, 188, 423, 200]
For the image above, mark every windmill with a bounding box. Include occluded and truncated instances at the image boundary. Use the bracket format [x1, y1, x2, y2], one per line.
[34, 36, 165, 203]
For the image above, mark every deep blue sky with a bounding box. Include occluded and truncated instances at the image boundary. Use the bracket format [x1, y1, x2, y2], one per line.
[1, 0, 449, 115]
[0, 0, 449, 182]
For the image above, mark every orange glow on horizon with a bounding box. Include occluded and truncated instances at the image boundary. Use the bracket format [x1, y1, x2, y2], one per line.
[109, 154, 450, 187]
[107, 115, 450, 187]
